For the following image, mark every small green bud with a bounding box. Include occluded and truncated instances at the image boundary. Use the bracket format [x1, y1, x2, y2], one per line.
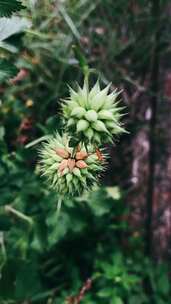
[50, 163, 60, 171]
[112, 124, 127, 134]
[77, 119, 89, 132]
[92, 120, 109, 133]
[73, 167, 81, 178]
[71, 106, 86, 118]
[62, 167, 69, 176]
[72, 177, 79, 188]
[85, 110, 98, 122]
[89, 81, 100, 99]
[85, 128, 94, 140]
[106, 120, 115, 129]
[98, 110, 114, 120]
[41, 158, 54, 165]
[93, 132, 101, 144]
[86, 154, 98, 164]
[67, 118, 75, 127]
[66, 173, 73, 184]
[90, 84, 110, 111]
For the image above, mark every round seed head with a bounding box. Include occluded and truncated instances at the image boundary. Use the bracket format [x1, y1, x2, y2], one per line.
[39, 133, 105, 197]
[62, 78, 126, 145]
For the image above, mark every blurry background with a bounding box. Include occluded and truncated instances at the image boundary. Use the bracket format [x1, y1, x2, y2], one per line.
[0, 0, 171, 303]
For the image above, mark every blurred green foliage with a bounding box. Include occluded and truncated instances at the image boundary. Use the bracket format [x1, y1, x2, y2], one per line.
[0, 0, 170, 303]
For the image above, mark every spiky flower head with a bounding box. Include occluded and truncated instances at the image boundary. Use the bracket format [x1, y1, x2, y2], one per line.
[62, 79, 126, 145]
[39, 133, 105, 197]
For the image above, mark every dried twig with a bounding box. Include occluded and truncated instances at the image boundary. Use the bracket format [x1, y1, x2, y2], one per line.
[66, 278, 92, 304]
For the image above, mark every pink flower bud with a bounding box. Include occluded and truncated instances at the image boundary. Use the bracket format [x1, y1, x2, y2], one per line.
[76, 160, 88, 169]
[75, 151, 88, 160]
[55, 148, 70, 159]
[67, 159, 76, 172]
[59, 159, 68, 174]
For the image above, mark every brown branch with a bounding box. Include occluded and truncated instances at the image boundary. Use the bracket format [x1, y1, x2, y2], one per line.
[145, 0, 161, 256]
[66, 278, 92, 304]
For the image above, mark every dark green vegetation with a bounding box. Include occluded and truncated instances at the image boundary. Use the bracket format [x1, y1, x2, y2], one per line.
[0, 1, 170, 303]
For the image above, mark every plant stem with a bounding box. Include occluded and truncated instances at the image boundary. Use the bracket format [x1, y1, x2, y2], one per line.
[57, 197, 63, 216]
[4, 205, 34, 227]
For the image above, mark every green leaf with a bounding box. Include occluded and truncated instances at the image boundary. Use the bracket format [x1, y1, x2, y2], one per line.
[85, 188, 112, 216]
[31, 289, 55, 302]
[0, 126, 5, 140]
[106, 187, 121, 200]
[59, 5, 80, 40]
[15, 261, 42, 299]
[0, 16, 32, 41]
[97, 288, 112, 298]
[157, 272, 170, 296]
[0, 0, 25, 17]
[129, 295, 148, 304]
[46, 212, 70, 246]
[113, 297, 123, 304]
[0, 59, 18, 82]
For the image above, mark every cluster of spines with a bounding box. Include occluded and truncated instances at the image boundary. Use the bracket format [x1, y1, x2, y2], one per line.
[39, 78, 125, 197]
[39, 133, 105, 196]
[62, 80, 126, 145]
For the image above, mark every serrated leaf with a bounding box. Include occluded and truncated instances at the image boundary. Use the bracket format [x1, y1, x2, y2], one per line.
[0, 16, 32, 41]
[0, 0, 25, 17]
[0, 59, 18, 82]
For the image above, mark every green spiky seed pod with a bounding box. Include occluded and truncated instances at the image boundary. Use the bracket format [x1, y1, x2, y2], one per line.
[39, 133, 105, 197]
[62, 79, 126, 145]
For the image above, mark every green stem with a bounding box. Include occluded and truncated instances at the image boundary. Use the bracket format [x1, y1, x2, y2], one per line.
[25, 135, 50, 149]
[4, 205, 33, 227]
[57, 197, 63, 216]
